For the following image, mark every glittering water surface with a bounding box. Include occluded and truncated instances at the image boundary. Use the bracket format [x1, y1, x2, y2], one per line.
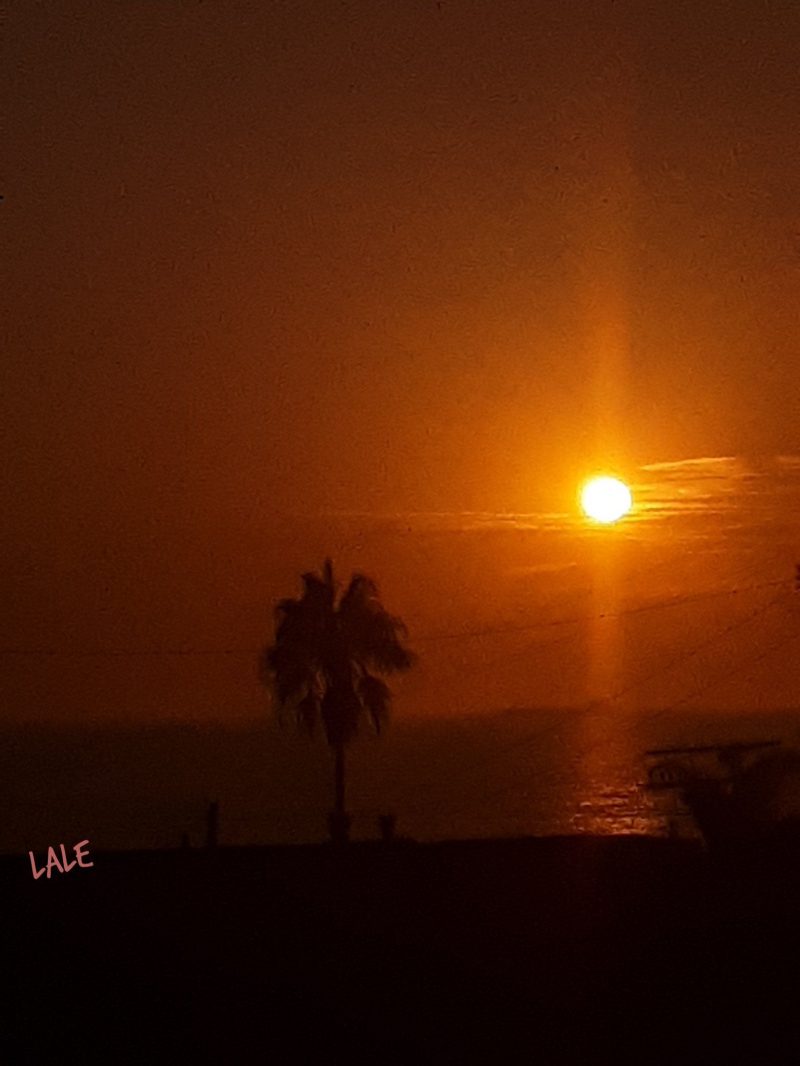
[4, 708, 799, 853]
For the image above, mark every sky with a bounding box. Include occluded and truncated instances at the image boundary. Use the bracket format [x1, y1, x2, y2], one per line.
[3, 0, 800, 725]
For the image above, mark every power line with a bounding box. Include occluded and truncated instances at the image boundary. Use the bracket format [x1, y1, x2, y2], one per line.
[186, 598, 800, 836]
[583, 588, 789, 715]
[415, 577, 789, 644]
[400, 544, 689, 636]
[0, 646, 261, 658]
[0, 575, 788, 658]
[458, 574, 785, 689]
[660, 619, 800, 715]
[431, 561, 790, 686]
[428, 587, 793, 819]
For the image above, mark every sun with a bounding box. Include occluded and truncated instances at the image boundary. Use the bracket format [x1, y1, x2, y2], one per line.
[580, 476, 633, 524]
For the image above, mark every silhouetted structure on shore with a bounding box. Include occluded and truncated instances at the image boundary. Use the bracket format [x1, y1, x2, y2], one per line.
[645, 739, 800, 845]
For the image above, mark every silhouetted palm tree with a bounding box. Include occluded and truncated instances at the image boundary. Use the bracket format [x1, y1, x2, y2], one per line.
[261, 559, 415, 840]
[680, 747, 800, 845]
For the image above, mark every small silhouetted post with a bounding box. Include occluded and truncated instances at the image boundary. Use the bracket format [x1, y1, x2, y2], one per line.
[205, 801, 219, 849]
[378, 813, 397, 842]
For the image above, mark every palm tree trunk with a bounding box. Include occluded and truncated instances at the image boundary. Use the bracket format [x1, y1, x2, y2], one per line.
[328, 743, 350, 844]
[334, 742, 346, 816]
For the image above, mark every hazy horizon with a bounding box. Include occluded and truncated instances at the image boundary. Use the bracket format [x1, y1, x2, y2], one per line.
[4, 705, 799, 855]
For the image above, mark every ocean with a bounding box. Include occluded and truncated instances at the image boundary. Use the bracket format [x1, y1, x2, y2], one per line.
[4, 707, 800, 854]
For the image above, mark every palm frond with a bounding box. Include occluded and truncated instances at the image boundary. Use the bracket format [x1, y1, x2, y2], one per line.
[346, 609, 415, 672]
[259, 561, 415, 757]
[322, 557, 334, 588]
[295, 691, 320, 735]
[257, 646, 274, 689]
[338, 573, 379, 616]
[301, 558, 337, 613]
[337, 576, 414, 673]
[271, 588, 329, 665]
[276, 666, 313, 707]
[262, 639, 315, 705]
[358, 672, 391, 734]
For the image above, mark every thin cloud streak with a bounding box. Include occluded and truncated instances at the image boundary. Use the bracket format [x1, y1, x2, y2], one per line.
[294, 455, 800, 542]
[640, 456, 741, 472]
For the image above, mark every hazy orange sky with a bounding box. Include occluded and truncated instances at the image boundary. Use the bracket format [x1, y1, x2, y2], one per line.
[3, 1, 799, 724]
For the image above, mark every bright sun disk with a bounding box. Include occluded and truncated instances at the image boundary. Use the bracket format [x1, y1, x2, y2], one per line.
[580, 476, 633, 524]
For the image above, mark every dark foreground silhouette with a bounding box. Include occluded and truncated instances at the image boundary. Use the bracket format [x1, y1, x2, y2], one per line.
[261, 558, 415, 844]
[5, 833, 800, 1064]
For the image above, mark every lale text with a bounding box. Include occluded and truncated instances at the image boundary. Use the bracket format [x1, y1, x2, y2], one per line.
[29, 840, 94, 880]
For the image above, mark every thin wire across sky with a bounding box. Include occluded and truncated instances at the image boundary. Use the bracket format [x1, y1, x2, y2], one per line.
[0, 574, 789, 658]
